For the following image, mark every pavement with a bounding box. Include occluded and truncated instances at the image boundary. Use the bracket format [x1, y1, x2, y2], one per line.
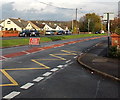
[77, 40, 120, 82]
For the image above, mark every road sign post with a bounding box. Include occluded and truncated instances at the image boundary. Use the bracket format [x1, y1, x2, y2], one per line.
[103, 13, 114, 56]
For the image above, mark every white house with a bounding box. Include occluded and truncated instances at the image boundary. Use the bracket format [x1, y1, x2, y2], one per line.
[1, 18, 29, 31]
[43, 23, 54, 31]
[25, 23, 34, 30]
[55, 25, 64, 31]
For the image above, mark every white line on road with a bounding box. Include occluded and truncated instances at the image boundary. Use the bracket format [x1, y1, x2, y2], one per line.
[43, 72, 52, 77]
[64, 64, 68, 67]
[57, 65, 64, 68]
[22, 51, 30, 54]
[1, 56, 7, 59]
[3, 91, 20, 99]
[74, 56, 77, 58]
[20, 83, 34, 89]
[68, 62, 73, 65]
[66, 60, 71, 63]
[50, 68, 59, 72]
[33, 77, 44, 82]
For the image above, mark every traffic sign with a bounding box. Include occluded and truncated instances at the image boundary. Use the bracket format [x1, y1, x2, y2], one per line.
[29, 38, 40, 45]
[103, 13, 114, 21]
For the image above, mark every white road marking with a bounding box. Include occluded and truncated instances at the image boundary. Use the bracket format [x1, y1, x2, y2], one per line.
[66, 60, 71, 63]
[74, 56, 77, 58]
[57, 65, 64, 68]
[43, 72, 52, 77]
[68, 62, 73, 65]
[64, 64, 68, 67]
[1, 56, 7, 59]
[20, 83, 34, 89]
[3, 91, 20, 99]
[80, 53, 83, 55]
[22, 51, 30, 54]
[50, 68, 59, 72]
[33, 77, 44, 82]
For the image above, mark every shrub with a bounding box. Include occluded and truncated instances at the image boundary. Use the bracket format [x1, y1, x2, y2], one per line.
[115, 28, 120, 35]
[109, 46, 120, 59]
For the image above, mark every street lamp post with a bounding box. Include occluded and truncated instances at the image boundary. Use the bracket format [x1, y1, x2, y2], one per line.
[88, 19, 90, 33]
[74, 8, 82, 34]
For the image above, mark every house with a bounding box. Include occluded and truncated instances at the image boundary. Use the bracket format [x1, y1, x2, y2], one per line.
[0, 20, 5, 31]
[28, 21, 54, 31]
[55, 25, 64, 31]
[1, 18, 29, 31]
[27, 21, 43, 30]
[0, 25, 3, 31]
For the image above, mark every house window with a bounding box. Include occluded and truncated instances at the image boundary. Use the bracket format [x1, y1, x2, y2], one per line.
[10, 28, 13, 31]
[14, 28, 16, 31]
[5, 28, 8, 30]
[7, 21, 11, 24]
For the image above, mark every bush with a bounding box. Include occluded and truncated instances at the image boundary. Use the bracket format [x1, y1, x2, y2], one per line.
[109, 46, 120, 59]
[115, 28, 120, 35]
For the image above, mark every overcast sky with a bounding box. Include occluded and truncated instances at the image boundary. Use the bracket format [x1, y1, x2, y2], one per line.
[0, 0, 120, 21]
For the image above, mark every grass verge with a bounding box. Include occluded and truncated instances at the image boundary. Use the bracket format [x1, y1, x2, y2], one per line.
[1, 34, 106, 48]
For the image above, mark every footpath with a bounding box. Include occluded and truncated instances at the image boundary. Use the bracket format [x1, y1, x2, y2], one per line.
[77, 40, 120, 81]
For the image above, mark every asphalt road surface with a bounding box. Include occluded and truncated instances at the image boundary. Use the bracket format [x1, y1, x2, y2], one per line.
[1, 37, 119, 99]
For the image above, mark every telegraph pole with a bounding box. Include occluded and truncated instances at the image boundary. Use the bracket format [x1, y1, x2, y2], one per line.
[76, 8, 78, 34]
[76, 8, 77, 21]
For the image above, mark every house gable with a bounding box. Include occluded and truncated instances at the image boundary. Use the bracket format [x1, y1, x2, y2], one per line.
[4, 18, 22, 31]
[56, 26, 64, 31]
[25, 23, 34, 30]
[43, 24, 53, 31]
[28, 21, 41, 30]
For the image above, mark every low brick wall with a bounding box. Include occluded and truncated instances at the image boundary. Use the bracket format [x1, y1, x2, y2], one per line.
[0, 31, 19, 37]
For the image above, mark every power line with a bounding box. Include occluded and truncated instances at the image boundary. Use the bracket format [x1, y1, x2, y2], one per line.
[37, 1, 75, 10]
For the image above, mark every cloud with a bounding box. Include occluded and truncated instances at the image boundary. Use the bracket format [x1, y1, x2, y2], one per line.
[1, 0, 119, 20]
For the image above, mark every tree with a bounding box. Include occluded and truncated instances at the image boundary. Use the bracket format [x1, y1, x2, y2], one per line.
[79, 13, 102, 32]
[111, 18, 120, 33]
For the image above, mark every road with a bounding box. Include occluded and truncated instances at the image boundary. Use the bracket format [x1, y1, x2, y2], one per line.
[1, 37, 119, 99]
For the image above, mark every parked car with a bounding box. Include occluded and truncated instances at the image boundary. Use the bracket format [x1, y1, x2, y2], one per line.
[19, 30, 40, 37]
[45, 30, 55, 35]
[65, 30, 72, 35]
[95, 31, 101, 34]
[29, 30, 40, 37]
[57, 30, 65, 35]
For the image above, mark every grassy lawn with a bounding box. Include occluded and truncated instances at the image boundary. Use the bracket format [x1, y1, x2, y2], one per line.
[1, 34, 106, 48]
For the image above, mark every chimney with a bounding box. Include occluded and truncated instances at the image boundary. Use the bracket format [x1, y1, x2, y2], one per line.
[18, 18, 21, 22]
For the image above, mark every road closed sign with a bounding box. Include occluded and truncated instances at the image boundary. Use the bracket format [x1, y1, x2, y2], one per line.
[29, 38, 40, 45]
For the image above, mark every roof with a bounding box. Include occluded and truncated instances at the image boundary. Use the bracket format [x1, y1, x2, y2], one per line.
[0, 20, 5, 24]
[29, 20, 72, 30]
[29, 21, 45, 29]
[9, 18, 28, 28]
